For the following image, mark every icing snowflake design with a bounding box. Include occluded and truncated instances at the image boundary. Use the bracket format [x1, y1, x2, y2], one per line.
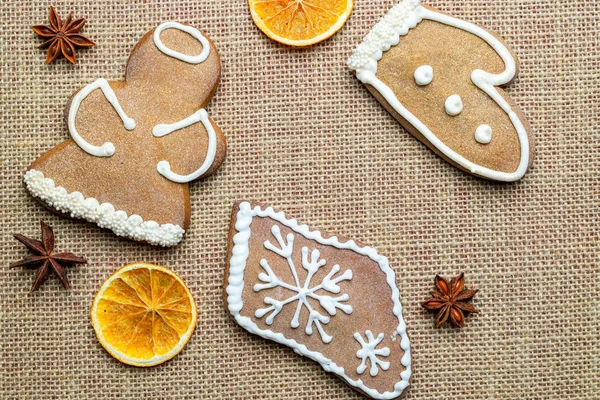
[354, 331, 391, 377]
[253, 225, 353, 343]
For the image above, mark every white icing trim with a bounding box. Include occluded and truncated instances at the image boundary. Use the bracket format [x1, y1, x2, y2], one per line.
[153, 22, 210, 64]
[68, 78, 136, 157]
[24, 169, 184, 247]
[153, 108, 204, 138]
[348, 0, 530, 182]
[347, 0, 422, 73]
[226, 202, 411, 399]
[155, 109, 218, 183]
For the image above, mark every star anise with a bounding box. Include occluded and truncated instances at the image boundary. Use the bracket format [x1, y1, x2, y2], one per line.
[32, 6, 95, 64]
[10, 221, 87, 292]
[421, 273, 478, 328]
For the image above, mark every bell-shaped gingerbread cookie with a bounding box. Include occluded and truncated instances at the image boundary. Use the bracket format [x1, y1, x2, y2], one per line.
[349, 0, 534, 182]
[224, 202, 411, 399]
[24, 22, 226, 246]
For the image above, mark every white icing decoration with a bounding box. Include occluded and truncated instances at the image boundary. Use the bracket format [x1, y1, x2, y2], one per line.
[226, 202, 411, 400]
[23, 169, 184, 247]
[414, 65, 433, 86]
[348, 0, 530, 182]
[153, 22, 210, 64]
[445, 94, 463, 116]
[254, 225, 353, 344]
[475, 124, 493, 144]
[347, 0, 422, 72]
[155, 109, 217, 183]
[68, 78, 136, 157]
[354, 331, 391, 377]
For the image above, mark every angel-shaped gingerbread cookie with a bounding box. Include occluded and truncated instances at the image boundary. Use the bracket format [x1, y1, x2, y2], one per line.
[24, 22, 226, 246]
[349, 0, 534, 182]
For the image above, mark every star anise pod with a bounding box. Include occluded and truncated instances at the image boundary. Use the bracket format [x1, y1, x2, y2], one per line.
[32, 6, 95, 64]
[421, 273, 478, 328]
[10, 221, 87, 292]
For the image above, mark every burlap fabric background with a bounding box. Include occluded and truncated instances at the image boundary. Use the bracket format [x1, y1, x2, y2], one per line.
[1, 0, 598, 398]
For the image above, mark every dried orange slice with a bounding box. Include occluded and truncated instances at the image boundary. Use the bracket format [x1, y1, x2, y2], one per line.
[248, 0, 354, 46]
[90, 262, 197, 367]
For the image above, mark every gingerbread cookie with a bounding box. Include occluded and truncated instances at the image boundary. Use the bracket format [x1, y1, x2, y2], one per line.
[24, 22, 226, 246]
[348, 0, 534, 182]
[224, 202, 411, 399]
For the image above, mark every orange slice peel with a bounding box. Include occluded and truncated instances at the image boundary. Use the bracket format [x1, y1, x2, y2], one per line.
[90, 262, 197, 367]
[249, 0, 354, 46]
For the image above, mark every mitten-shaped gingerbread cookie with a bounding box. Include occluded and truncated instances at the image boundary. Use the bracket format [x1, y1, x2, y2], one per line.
[225, 202, 411, 399]
[24, 22, 226, 246]
[349, 0, 534, 182]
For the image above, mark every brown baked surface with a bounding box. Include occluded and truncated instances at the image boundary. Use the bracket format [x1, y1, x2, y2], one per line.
[371, 7, 534, 177]
[224, 201, 409, 398]
[28, 26, 227, 228]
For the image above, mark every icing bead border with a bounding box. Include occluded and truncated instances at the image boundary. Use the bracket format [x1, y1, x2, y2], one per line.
[347, 0, 421, 73]
[226, 202, 411, 399]
[23, 169, 185, 247]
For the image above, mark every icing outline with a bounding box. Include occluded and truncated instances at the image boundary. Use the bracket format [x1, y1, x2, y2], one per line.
[348, 0, 530, 182]
[226, 202, 411, 399]
[155, 109, 218, 183]
[153, 22, 210, 64]
[24, 169, 184, 246]
[68, 78, 136, 157]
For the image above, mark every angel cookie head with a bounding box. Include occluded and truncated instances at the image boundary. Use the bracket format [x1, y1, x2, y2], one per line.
[349, 0, 534, 182]
[24, 22, 227, 246]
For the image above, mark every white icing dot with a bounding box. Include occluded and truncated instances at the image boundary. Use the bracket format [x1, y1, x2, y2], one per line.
[475, 124, 493, 144]
[444, 94, 463, 116]
[414, 65, 433, 86]
[23, 169, 185, 247]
